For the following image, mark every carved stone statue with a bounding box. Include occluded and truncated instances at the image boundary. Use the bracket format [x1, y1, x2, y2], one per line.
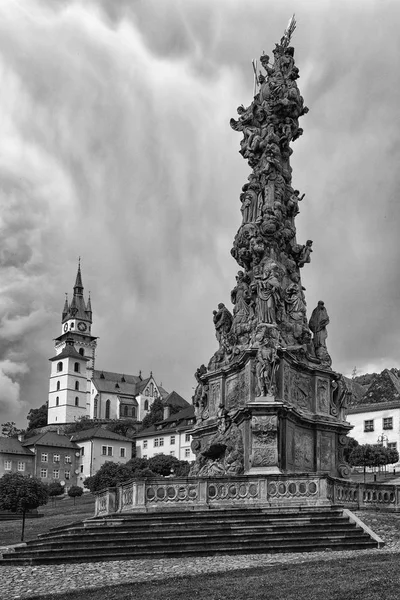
[309, 301, 332, 367]
[253, 324, 281, 396]
[252, 263, 282, 325]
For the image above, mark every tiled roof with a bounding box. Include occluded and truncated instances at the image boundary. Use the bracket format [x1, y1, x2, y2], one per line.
[22, 432, 79, 450]
[349, 369, 400, 408]
[0, 437, 35, 456]
[71, 427, 133, 442]
[162, 391, 190, 410]
[136, 405, 195, 438]
[92, 370, 168, 399]
[49, 341, 89, 362]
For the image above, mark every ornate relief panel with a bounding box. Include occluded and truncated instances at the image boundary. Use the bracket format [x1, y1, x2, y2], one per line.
[316, 378, 329, 414]
[294, 428, 314, 471]
[250, 415, 278, 468]
[284, 366, 312, 412]
[225, 367, 249, 410]
[319, 432, 333, 471]
[209, 381, 221, 418]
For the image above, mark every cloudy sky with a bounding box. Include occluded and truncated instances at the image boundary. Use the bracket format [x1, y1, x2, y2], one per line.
[1, 0, 400, 427]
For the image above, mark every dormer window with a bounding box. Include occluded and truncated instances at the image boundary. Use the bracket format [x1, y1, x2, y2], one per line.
[100, 372, 105, 379]
[121, 375, 126, 383]
[115, 383, 120, 389]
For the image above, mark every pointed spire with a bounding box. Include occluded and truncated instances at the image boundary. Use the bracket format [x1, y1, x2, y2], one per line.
[62, 293, 69, 321]
[73, 258, 83, 297]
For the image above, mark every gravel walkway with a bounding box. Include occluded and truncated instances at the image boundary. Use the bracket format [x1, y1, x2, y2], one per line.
[1, 510, 400, 600]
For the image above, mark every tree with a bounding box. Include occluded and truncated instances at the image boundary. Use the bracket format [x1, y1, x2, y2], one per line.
[27, 403, 48, 431]
[67, 485, 84, 505]
[1, 421, 23, 438]
[344, 436, 359, 463]
[148, 455, 190, 477]
[140, 398, 164, 431]
[48, 482, 65, 506]
[348, 443, 399, 482]
[0, 473, 48, 540]
[106, 419, 138, 438]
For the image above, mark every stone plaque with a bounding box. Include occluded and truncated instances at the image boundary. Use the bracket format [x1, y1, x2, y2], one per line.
[250, 415, 278, 467]
[225, 368, 249, 410]
[320, 432, 333, 471]
[316, 378, 329, 414]
[209, 382, 221, 417]
[294, 428, 314, 471]
[284, 366, 312, 412]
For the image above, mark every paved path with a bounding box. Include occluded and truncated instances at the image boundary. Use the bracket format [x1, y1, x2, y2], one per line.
[1, 510, 400, 600]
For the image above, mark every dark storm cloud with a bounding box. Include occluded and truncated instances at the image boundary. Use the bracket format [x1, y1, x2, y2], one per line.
[0, 0, 399, 425]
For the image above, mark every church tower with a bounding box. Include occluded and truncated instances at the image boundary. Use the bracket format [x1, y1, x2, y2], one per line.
[47, 262, 98, 425]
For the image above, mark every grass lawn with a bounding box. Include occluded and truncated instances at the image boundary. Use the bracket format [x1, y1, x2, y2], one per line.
[23, 553, 400, 600]
[0, 492, 95, 547]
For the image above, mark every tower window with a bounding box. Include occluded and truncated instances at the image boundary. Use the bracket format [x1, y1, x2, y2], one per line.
[94, 398, 98, 418]
[105, 399, 111, 419]
[79, 348, 85, 356]
[75, 397, 79, 407]
[57, 362, 63, 372]
[75, 381, 80, 391]
[56, 397, 59, 406]
[56, 381, 60, 391]
[74, 362, 80, 373]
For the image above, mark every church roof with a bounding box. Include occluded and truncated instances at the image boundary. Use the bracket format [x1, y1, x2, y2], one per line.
[92, 370, 168, 398]
[162, 391, 190, 409]
[71, 427, 132, 443]
[62, 263, 92, 324]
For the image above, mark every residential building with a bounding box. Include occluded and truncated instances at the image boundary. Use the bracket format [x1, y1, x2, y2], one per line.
[47, 263, 169, 425]
[0, 437, 35, 477]
[135, 405, 196, 462]
[22, 431, 81, 489]
[347, 369, 400, 466]
[70, 427, 133, 483]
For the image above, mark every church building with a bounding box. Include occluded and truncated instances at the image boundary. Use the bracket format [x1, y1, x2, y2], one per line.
[47, 264, 168, 425]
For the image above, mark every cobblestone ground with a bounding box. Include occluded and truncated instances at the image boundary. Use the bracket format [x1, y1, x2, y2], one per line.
[1, 510, 400, 600]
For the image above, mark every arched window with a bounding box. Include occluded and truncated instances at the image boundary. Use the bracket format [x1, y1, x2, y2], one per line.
[94, 398, 98, 418]
[75, 397, 79, 407]
[132, 407, 136, 419]
[74, 362, 80, 373]
[144, 399, 149, 411]
[124, 406, 129, 417]
[56, 381, 60, 391]
[105, 399, 111, 419]
[79, 348, 84, 356]
[145, 389, 149, 397]
[75, 381, 79, 391]
[56, 397, 59, 406]
[57, 362, 63, 372]
[150, 383, 154, 396]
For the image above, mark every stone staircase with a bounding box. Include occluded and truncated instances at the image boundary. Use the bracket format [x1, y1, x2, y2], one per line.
[0, 505, 381, 565]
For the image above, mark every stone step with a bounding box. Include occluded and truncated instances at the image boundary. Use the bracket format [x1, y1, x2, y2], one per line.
[1, 538, 377, 566]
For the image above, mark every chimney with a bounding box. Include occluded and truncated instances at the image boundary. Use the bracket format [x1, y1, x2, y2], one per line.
[163, 405, 171, 420]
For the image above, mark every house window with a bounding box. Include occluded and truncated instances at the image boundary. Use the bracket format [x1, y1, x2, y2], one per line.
[75, 397, 79, 406]
[53, 470, 59, 479]
[185, 448, 190, 458]
[145, 389, 149, 397]
[65, 455, 71, 464]
[185, 433, 191, 443]
[383, 417, 393, 430]
[143, 440, 148, 449]
[154, 438, 159, 447]
[4, 460, 11, 470]
[65, 471, 70, 480]
[94, 398, 98, 418]
[41, 453, 48, 463]
[159, 438, 164, 447]
[364, 420, 374, 432]
[144, 399, 149, 410]
[105, 399, 110, 419]
[40, 469, 48, 478]
[170, 436, 175, 445]
[80, 465, 84, 473]
[187, 419, 194, 425]
[79, 348, 84, 356]
[120, 448, 126, 458]
[57, 362, 63, 372]
[56, 381, 60, 391]
[388, 442, 397, 450]
[75, 381, 80, 391]
[53, 454, 60, 463]
[74, 362, 80, 373]
[17, 461, 25, 471]
[56, 397, 59, 406]
[101, 446, 113, 456]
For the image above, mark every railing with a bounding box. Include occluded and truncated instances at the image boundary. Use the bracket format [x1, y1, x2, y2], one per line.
[94, 473, 331, 516]
[330, 478, 399, 510]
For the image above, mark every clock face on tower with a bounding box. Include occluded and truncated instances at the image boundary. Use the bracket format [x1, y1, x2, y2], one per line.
[77, 322, 87, 332]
